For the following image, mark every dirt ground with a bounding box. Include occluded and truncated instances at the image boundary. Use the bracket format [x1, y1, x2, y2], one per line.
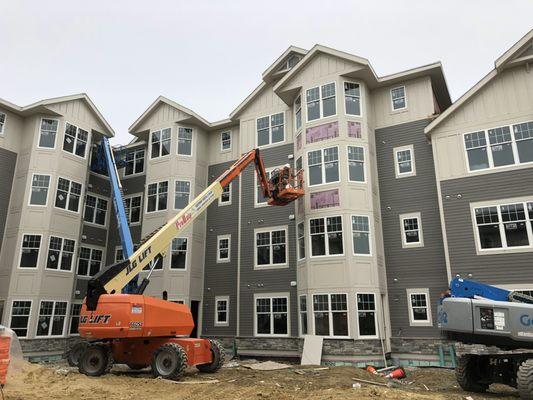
[2, 360, 519, 400]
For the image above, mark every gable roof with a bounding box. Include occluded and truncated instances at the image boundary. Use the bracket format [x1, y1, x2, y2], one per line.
[262, 46, 308, 83]
[0, 93, 115, 136]
[425, 29, 533, 136]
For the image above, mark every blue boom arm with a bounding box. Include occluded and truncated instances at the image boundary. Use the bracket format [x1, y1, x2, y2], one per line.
[448, 277, 511, 302]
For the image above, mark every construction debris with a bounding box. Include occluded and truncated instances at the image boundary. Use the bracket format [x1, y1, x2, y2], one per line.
[242, 361, 291, 371]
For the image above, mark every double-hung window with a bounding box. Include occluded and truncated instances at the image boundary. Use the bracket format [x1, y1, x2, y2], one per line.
[55, 177, 82, 212]
[46, 236, 75, 271]
[312, 294, 348, 337]
[38, 118, 59, 148]
[63, 123, 88, 158]
[29, 174, 51, 206]
[309, 216, 344, 257]
[0, 112, 5, 134]
[474, 200, 533, 251]
[297, 222, 305, 260]
[255, 227, 287, 267]
[219, 183, 231, 205]
[488, 126, 515, 167]
[344, 82, 361, 116]
[407, 290, 432, 325]
[19, 234, 41, 268]
[306, 83, 336, 121]
[150, 128, 171, 159]
[36, 300, 67, 337]
[464, 131, 489, 171]
[356, 293, 377, 337]
[174, 180, 190, 209]
[170, 238, 187, 269]
[299, 295, 308, 335]
[307, 146, 339, 186]
[146, 181, 168, 212]
[77, 247, 103, 277]
[215, 297, 229, 326]
[83, 194, 108, 226]
[221, 131, 231, 151]
[178, 127, 193, 155]
[394, 145, 415, 177]
[514, 122, 533, 163]
[256, 169, 272, 206]
[257, 112, 285, 147]
[391, 86, 406, 110]
[10, 301, 32, 338]
[255, 296, 288, 336]
[69, 303, 82, 335]
[400, 213, 423, 248]
[347, 146, 365, 182]
[217, 235, 230, 263]
[294, 95, 302, 132]
[125, 148, 144, 175]
[124, 195, 142, 224]
[352, 215, 371, 255]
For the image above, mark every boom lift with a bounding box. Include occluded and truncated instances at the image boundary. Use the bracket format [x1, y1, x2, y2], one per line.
[76, 147, 304, 379]
[439, 277, 533, 399]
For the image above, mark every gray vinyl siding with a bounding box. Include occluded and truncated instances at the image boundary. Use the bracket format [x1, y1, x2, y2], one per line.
[202, 160, 239, 337]
[0, 148, 16, 257]
[239, 143, 298, 337]
[441, 168, 533, 284]
[376, 119, 448, 338]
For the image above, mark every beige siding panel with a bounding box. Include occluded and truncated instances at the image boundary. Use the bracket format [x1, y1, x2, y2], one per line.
[46, 100, 108, 134]
[0, 109, 23, 153]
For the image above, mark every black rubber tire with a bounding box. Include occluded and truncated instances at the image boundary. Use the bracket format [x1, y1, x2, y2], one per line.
[197, 339, 225, 373]
[127, 364, 149, 370]
[151, 343, 188, 380]
[518, 359, 533, 399]
[455, 355, 489, 393]
[78, 343, 114, 377]
[66, 341, 89, 367]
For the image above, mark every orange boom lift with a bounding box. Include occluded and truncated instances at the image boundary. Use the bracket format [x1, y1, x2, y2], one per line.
[76, 148, 304, 379]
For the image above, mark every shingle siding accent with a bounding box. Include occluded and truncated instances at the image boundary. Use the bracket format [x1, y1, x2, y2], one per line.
[376, 119, 448, 338]
[441, 168, 533, 284]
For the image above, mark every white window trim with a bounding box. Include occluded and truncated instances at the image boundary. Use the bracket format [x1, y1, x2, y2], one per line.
[145, 180, 169, 213]
[115, 246, 124, 263]
[124, 194, 143, 225]
[254, 165, 281, 207]
[173, 179, 192, 210]
[177, 126, 194, 157]
[37, 117, 60, 150]
[68, 301, 83, 337]
[355, 292, 379, 339]
[462, 121, 533, 174]
[400, 212, 424, 248]
[220, 130, 232, 152]
[8, 299, 32, 339]
[28, 173, 52, 207]
[305, 81, 338, 123]
[470, 197, 533, 255]
[45, 235, 76, 273]
[351, 214, 372, 256]
[0, 111, 6, 135]
[124, 148, 145, 176]
[83, 193, 109, 228]
[298, 294, 308, 337]
[62, 121, 90, 159]
[390, 85, 407, 111]
[406, 288, 433, 327]
[216, 234, 231, 263]
[308, 216, 345, 258]
[214, 296, 230, 326]
[394, 145, 416, 178]
[54, 177, 83, 214]
[311, 292, 350, 339]
[169, 237, 188, 271]
[218, 182, 232, 206]
[253, 225, 289, 269]
[297, 221, 306, 261]
[77, 245, 105, 278]
[255, 112, 286, 149]
[343, 80, 363, 117]
[253, 293, 290, 337]
[17, 232, 42, 270]
[149, 127, 172, 160]
[35, 299, 69, 338]
[294, 94, 302, 133]
[346, 145, 367, 183]
[306, 146, 341, 188]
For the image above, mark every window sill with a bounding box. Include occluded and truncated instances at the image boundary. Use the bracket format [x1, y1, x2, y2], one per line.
[476, 246, 533, 256]
[408, 321, 433, 327]
[217, 260, 231, 264]
[256, 140, 287, 151]
[305, 114, 338, 127]
[396, 172, 416, 179]
[390, 107, 408, 115]
[254, 264, 289, 270]
[401, 243, 424, 249]
[61, 150, 87, 163]
[214, 323, 230, 327]
[53, 207, 81, 217]
[44, 268, 74, 274]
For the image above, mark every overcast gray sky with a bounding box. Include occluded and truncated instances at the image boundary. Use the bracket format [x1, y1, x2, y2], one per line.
[1, 0, 532, 144]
